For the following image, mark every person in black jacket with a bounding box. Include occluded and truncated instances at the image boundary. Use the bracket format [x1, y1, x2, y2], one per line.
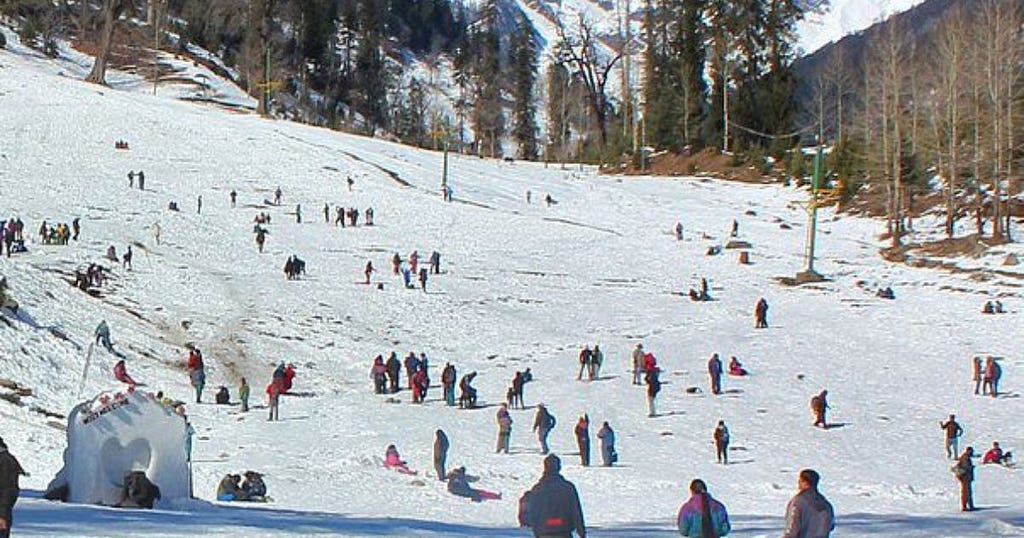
[519, 454, 586, 538]
[534, 404, 556, 455]
[434, 429, 450, 481]
[0, 438, 27, 538]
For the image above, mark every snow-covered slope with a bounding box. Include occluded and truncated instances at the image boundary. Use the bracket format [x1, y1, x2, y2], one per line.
[2, 27, 1024, 538]
[797, 0, 928, 54]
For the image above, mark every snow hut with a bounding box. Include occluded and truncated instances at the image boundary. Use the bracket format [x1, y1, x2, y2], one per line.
[46, 390, 190, 506]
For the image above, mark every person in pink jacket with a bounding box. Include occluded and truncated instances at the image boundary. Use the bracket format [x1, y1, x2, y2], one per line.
[113, 360, 137, 386]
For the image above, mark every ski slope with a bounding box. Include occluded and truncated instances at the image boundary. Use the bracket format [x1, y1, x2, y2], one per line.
[1, 26, 1023, 538]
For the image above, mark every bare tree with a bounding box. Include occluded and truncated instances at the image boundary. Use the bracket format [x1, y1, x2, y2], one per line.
[85, 0, 133, 85]
[554, 13, 623, 150]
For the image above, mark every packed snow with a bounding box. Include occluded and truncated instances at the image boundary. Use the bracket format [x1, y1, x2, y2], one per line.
[1, 26, 1023, 538]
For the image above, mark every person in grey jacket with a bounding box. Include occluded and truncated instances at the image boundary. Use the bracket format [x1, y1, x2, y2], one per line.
[434, 429, 450, 481]
[533, 404, 556, 455]
[0, 438, 27, 538]
[782, 469, 835, 538]
[518, 454, 586, 538]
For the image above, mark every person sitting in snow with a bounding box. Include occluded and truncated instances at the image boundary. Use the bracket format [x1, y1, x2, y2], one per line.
[216, 474, 245, 501]
[119, 471, 161, 509]
[459, 372, 478, 409]
[240, 471, 267, 500]
[447, 466, 501, 502]
[384, 444, 413, 474]
[113, 359, 137, 386]
[983, 442, 1013, 466]
[215, 386, 230, 405]
[728, 357, 748, 376]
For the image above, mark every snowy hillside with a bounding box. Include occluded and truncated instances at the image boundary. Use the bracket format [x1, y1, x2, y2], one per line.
[797, 0, 928, 53]
[2, 25, 1024, 538]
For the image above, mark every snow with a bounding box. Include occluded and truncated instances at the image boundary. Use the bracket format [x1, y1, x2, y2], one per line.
[2, 28, 1024, 538]
[47, 390, 191, 506]
[797, 0, 928, 54]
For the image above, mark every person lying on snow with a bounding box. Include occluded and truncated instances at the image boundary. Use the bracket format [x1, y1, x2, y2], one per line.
[113, 360, 137, 386]
[447, 467, 501, 502]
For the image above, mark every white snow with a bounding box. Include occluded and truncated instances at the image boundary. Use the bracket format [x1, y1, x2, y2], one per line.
[797, 0, 928, 54]
[1, 27, 1023, 538]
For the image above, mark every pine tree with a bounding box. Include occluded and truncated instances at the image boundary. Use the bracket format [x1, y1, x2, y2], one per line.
[510, 20, 538, 160]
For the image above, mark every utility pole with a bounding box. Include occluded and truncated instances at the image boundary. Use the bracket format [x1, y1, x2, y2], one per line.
[722, 57, 729, 154]
[263, 45, 272, 115]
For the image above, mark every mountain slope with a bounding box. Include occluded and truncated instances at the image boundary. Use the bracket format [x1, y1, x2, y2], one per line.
[2, 26, 1024, 538]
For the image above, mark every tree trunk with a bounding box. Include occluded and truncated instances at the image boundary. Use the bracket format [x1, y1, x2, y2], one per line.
[85, 0, 117, 85]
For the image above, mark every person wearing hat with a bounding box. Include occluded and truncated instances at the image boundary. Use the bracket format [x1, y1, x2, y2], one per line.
[676, 479, 731, 537]
[0, 438, 27, 538]
[518, 454, 586, 537]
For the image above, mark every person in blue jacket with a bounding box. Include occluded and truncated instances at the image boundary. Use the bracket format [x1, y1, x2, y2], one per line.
[676, 479, 730, 537]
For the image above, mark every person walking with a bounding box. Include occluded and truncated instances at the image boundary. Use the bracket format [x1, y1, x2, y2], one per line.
[755, 298, 769, 329]
[811, 390, 828, 428]
[574, 415, 591, 467]
[496, 404, 513, 454]
[782, 469, 835, 538]
[953, 447, 976, 512]
[676, 479, 731, 537]
[534, 404, 556, 455]
[708, 353, 724, 395]
[266, 381, 280, 421]
[941, 415, 964, 460]
[238, 378, 250, 412]
[94, 320, 114, 352]
[714, 421, 730, 465]
[0, 437, 27, 538]
[434, 429, 450, 481]
[518, 454, 586, 538]
[972, 356, 983, 395]
[597, 422, 616, 467]
[364, 261, 375, 285]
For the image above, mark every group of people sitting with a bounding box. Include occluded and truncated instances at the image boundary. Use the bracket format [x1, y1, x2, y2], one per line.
[114, 140, 131, 150]
[73, 263, 108, 291]
[876, 287, 895, 300]
[982, 441, 1014, 466]
[982, 300, 1006, 314]
[216, 471, 268, 502]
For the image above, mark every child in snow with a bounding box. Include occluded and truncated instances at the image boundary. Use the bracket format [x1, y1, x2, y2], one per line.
[728, 357, 748, 376]
[384, 445, 414, 474]
[983, 442, 1013, 465]
[113, 360, 137, 386]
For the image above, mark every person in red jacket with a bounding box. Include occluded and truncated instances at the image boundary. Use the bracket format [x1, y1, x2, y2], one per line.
[282, 363, 295, 393]
[983, 442, 1012, 465]
[113, 360, 137, 386]
[266, 382, 280, 421]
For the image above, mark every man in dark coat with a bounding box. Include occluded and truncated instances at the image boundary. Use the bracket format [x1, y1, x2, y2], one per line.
[755, 298, 769, 328]
[519, 454, 586, 538]
[0, 438, 27, 538]
[533, 404, 556, 455]
[708, 353, 724, 395]
[434, 429, 450, 481]
[811, 390, 829, 428]
[386, 352, 401, 394]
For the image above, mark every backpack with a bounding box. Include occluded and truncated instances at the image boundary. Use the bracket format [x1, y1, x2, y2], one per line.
[952, 461, 968, 479]
[546, 414, 556, 430]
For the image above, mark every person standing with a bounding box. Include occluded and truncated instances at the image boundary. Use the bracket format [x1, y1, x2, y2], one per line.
[755, 298, 769, 329]
[323, 204, 330, 224]
[577, 347, 591, 381]
[676, 479, 731, 537]
[496, 403, 513, 454]
[434, 429, 450, 481]
[646, 369, 662, 418]
[238, 378, 250, 412]
[442, 362, 457, 406]
[128, 171, 135, 188]
[534, 404, 556, 455]
[266, 381, 280, 421]
[632, 344, 645, 385]
[364, 261, 374, 285]
[419, 268, 428, 292]
[230, 190, 237, 208]
[590, 346, 603, 380]
[811, 390, 828, 428]
[137, 170, 145, 190]
[518, 454, 586, 538]
[429, 251, 441, 274]
[197, 195, 203, 215]
[597, 422, 616, 467]
[781, 469, 835, 538]
[714, 421, 730, 465]
[574, 415, 591, 467]
[708, 353, 723, 395]
[972, 356, 983, 395]
[941, 415, 964, 459]
[952, 447, 976, 512]
[0, 437, 27, 538]
[295, 204, 302, 224]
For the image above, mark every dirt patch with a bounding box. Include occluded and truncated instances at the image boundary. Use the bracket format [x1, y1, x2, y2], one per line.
[617, 148, 779, 184]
